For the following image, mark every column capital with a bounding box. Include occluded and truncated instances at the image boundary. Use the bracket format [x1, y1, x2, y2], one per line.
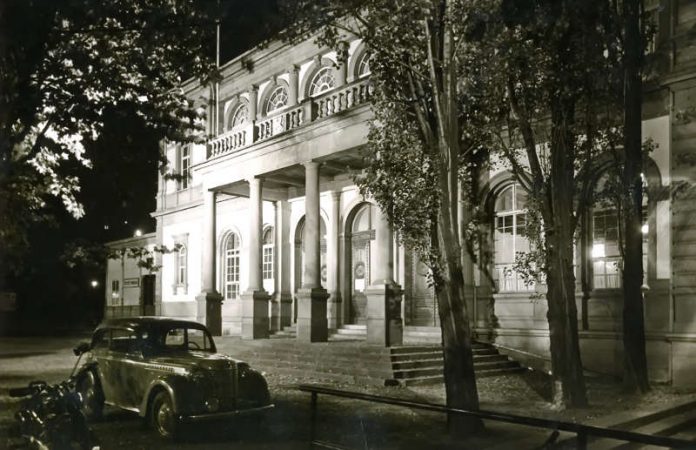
[302, 160, 321, 169]
[249, 84, 259, 93]
[289, 64, 299, 74]
[330, 190, 341, 201]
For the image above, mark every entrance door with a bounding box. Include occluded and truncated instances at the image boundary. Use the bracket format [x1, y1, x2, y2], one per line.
[141, 274, 155, 315]
[348, 203, 375, 324]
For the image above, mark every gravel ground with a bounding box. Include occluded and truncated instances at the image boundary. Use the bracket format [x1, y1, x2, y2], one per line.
[1, 337, 694, 449]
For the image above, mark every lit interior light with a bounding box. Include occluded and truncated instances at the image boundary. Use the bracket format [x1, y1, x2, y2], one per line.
[134, 229, 143, 237]
[592, 243, 606, 258]
[90, 280, 99, 288]
[642, 224, 649, 234]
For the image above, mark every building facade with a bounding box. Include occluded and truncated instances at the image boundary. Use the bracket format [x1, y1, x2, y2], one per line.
[145, 0, 696, 386]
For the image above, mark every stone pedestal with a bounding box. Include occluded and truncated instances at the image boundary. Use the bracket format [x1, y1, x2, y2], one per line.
[278, 293, 293, 329]
[365, 282, 404, 346]
[327, 291, 342, 330]
[196, 291, 223, 336]
[296, 287, 330, 342]
[241, 290, 270, 339]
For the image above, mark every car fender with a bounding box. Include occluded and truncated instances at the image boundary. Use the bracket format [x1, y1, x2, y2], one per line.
[75, 361, 101, 388]
[139, 376, 185, 417]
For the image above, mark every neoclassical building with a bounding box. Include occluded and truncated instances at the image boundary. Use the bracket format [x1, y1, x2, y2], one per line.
[105, 0, 696, 386]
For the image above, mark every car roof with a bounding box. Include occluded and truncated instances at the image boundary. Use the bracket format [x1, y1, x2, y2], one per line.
[96, 317, 208, 332]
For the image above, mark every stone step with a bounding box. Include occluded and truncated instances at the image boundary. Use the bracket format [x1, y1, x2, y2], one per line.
[590, 408, 696, 450]
[248, 358, 394, 378]
[334, 328, 367, 336]
[558, 397, 696, 450]
[248, 364, 394, 386]
[341, 324, 367, 330]
[394, 360, 520, 380]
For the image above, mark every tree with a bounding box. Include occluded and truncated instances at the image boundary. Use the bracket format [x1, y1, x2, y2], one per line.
[478, 0, 638, 407]
[280, 0, 505, 432]
[618, 0, 650, 394]
[0, 0, 215, 276]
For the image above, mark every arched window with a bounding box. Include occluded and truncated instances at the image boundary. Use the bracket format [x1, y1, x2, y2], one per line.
[223, 234, 241, 300]
[591, 175, 649, 289]
[357, 52, 371, 78]
[265, 86, 288, 114]
[262, 227, 274, 292]
[176, 245, 187, 286]
[309, 67, 336, 97]
[494, 183, 533, 292]
[230, 103, 248, 128]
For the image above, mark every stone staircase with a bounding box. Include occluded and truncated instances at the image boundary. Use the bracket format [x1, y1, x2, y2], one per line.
[217, 333, 524, 387]
[390, 343, 524, 386]
[556, 396, 696, 449]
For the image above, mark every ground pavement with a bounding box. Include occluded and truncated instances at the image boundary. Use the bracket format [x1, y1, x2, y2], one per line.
[1, 336, 694, 449]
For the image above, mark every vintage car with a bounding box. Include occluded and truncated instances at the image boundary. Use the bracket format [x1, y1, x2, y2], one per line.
[73, 317, 272, 439]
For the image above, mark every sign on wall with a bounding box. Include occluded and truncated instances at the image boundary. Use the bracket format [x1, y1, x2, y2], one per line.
[123, 278, 140, 288]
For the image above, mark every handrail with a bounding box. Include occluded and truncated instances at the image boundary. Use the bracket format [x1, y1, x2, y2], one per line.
[206, 78, 372, 160]
[298, 384, 696, 450]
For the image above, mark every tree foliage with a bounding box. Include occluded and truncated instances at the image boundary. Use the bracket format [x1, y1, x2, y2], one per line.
[0, 0, 216, 271]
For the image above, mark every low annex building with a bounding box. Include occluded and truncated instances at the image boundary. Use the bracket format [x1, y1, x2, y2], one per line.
[106, 0, 696, 387]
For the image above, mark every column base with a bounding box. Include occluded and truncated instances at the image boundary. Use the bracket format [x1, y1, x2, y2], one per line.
[365, 282, 404, 347]
[195, 291, 223, 336]
[241, 290, 270, 339]
[327, 291, 342, 329]
[296, 287, 330, 342]
[276, 292, 293, 329]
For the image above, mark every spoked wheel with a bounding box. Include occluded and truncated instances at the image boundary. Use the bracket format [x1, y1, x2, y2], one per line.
[151, 391, 179, 439]
[76, 371, 103, 421]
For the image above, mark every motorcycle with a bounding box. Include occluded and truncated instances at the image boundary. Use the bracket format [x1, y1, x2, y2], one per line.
[8, 343, 99, 450]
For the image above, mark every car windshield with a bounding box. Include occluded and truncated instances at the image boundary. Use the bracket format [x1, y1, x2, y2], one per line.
[147, 325, 216, 353]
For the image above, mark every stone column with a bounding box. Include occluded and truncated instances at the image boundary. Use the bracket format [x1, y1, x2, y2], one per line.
[276, 200, 293, 329]
[288, 65, 299, 106]
[327, 191, 342, 329]
[248, 86, 258, 121]
[241, 177, 270, 339]
[196, 189, 223, 335]
[296, 162, 329, 342]
[336, 42, 349, 86]
[365, 206, 403, 346]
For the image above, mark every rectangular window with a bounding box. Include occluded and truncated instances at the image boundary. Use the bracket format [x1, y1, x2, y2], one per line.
[178, 145, 190, 190]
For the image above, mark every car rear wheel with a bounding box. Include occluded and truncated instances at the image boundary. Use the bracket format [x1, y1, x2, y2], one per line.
[151, 391, 179, 439]
[76, 371, 103, 420]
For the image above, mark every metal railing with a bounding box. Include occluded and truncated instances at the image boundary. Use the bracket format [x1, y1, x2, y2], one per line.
[299, 384, 696, 450]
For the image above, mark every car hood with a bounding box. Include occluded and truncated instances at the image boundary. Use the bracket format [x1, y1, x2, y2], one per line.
[148, 352, 246, 372]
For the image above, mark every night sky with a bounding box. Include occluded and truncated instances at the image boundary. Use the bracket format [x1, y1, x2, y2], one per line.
[8, 0, 283, 334]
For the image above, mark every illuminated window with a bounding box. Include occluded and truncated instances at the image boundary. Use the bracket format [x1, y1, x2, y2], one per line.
[224, 234, 241, 300]
[178, 145, 190, 190]
[357, 53, 371, 77]
[230, 103, 248, 128]
[309, 67, 336, 97]
[592, 210, 621, 289]
[262, 227, 274, 293]
[176, 246, 187, 286]
[265, 86, 288, 114]
[494, 183, 533, 292]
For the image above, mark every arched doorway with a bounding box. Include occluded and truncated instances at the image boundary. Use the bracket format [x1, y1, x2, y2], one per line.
[346, 203, 375, 325]
[293, 216, 327, 322]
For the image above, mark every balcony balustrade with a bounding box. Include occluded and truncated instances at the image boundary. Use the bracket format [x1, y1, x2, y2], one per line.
[207, 78, 372, 159]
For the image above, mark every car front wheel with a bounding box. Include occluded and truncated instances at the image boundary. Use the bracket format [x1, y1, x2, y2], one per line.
[76, 371, 103, 420]
[150, 391, 179, 439]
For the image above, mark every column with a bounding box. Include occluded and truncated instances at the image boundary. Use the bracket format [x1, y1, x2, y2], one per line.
[288, 65, 299, 106]
[241, 177, 270, 339]
[365, 206, 403, 346]
[195, 189, 223, 336]
[248, 85, 258, 142]
[336, 42, 348, 86]
[296, 161, 329, 342]
[327, 191, 342, 329]
[276, 200, 293, 329]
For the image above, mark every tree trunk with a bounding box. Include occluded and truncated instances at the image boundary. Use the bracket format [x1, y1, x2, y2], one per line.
[621, 0, 650, 394]
[543, 99, 588, 408]
[437, 224, 483, 434]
